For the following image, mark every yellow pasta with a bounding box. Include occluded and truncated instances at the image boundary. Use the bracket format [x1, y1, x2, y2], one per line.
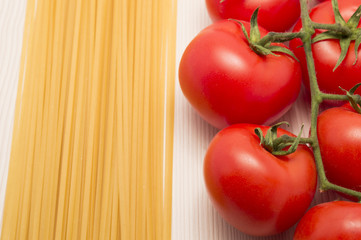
[1, 0, 177, 239]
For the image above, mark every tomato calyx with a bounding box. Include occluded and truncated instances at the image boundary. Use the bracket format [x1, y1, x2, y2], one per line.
[312, 0, 361, 70]
[340, 83, 361, 113]
[255, 122, 305, 156]
[233, 9, 298, 61]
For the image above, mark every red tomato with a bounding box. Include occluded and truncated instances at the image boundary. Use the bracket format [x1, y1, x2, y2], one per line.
[179, 20, 301, 129]
[205, 0, 300, 32]
[294, 201, 361, 239]
[317, 104, 361, 198]
[203, 124, 317, 236]
[289, 0, 361, 95]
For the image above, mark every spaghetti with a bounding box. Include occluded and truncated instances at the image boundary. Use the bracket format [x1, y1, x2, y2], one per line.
[1, 0, 177, 239]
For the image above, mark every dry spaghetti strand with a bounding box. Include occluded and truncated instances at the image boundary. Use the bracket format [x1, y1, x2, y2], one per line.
[1, 0, 178, 239]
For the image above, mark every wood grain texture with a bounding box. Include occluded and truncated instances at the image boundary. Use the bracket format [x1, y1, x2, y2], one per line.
[0, 0, 27, 232]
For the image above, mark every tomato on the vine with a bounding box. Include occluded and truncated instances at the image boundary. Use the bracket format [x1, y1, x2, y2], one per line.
[290, 0, 361, 95]
[203, 124, 317, 236]
[205, 0, 300, 32]
[317, 104, 361, 198]
[294, 201, 361, 239]
[179, 20, 301, 129]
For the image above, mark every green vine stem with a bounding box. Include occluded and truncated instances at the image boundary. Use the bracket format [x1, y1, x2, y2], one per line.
[298, 0, 361, 201]
[312, 22, 352, 35]
[253, 0, 361, 200]
[257, 32, 304, 45]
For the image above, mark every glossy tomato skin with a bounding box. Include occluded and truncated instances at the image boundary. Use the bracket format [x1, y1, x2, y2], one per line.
[294, 201, 361, 239]
[290, 0, 361, 96]
[205, 0, 300, 32]
[317, 104, 361, 197]
[179, 20, 301, 129]
[203, 124, 317, 236]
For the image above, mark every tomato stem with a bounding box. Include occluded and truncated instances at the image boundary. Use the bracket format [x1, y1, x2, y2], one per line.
[299, 0, 361, 201]
[249, 0, 361, 200]
[319, 93, 349, 101]
[312, 22, 352, 36]
[257, 32, 303, 46]
[275, 136, 313, 145]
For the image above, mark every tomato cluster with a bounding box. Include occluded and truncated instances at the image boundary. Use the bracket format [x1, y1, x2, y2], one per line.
[179, 0, 361, 238]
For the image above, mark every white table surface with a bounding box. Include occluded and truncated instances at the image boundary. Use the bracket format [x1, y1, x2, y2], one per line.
[0, 0, 340, 239]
